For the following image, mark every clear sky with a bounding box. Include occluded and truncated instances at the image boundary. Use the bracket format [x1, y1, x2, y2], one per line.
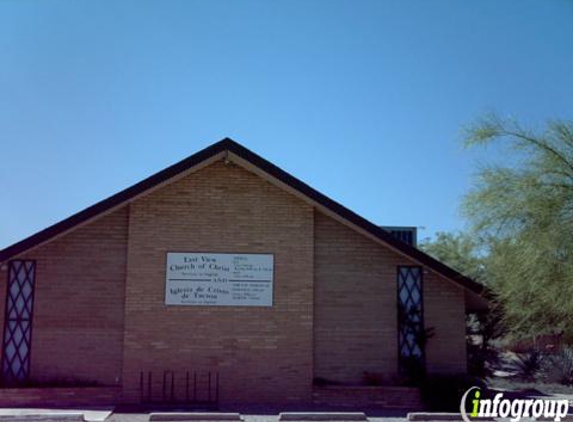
[1, 0, 572, 249]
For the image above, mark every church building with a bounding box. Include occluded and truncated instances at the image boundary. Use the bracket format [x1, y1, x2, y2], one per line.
[0, 139, 486, 408]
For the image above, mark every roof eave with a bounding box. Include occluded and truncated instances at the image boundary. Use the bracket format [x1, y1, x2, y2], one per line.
[0, 137, 485, 297]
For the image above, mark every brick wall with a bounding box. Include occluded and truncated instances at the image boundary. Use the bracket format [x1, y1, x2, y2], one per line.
[0, 386, 119, 407]
[314, 211, 467, 384]
[0, 157, 468, 407]
[312, 385, 422, 409]
[314, 211, 399, 385]
[424, 272, 467, 375]
[0, 207, 129, 386]
[121, 161, 315, 405]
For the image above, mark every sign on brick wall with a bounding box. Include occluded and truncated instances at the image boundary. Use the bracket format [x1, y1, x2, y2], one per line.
[165, 252, 274, 306]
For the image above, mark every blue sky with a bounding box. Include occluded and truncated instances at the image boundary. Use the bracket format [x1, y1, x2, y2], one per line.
[1, 0, 572, 248]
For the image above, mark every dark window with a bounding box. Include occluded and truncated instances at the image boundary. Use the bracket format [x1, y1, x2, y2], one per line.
[380, 226, 418, 247]
[2, 260, 36, 385]
[397, 266, 425, 376]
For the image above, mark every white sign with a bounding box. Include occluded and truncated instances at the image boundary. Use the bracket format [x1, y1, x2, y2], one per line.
[165, 253, 274, 307]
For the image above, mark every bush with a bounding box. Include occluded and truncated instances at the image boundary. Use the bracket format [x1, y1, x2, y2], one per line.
[466, 311, 504, 378]
[511, 349, 545, 382]
[419, 374, 486, 411]
[467, 341, 499, 378]
[398, 356, 427, 386]
[544, 347, 573, 386]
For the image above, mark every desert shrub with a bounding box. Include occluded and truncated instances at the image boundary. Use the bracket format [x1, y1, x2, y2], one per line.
[466, 311, 504, 378]
[544, 346, 573, 386]
[511, 348, 545, 382]
[468, 341, 500, 378]
[397, 356, 427, 386]
[419, 374, 486, 411]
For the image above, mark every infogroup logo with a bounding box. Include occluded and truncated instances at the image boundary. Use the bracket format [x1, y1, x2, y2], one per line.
[461, 387, 570, 422]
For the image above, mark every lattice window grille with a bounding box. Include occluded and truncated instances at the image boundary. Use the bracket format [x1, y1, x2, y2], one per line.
[397, 266, 424, 368]
[2, 260, 36, 385]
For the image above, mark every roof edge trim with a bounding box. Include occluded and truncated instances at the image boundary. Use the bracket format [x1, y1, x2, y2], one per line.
[0, 138, 484, 295]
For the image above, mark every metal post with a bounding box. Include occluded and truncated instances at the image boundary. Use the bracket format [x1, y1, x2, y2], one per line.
[193, 372, 197, 402]
[215, 372, 219, 405]
[186, 371, 190, 402]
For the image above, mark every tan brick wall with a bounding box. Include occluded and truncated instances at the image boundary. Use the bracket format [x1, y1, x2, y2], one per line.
[314, 211, 467, 384]
[314, 211, 399, 385]
[312, 385, 422, 409]
[121, 160, 315, 405]
[0, 386, 119, 407]
[425, 272, 467, 375]
[0, 207, 129, 386]
[0, 157, 468, 406]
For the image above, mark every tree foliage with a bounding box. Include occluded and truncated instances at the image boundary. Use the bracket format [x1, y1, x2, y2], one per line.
[462, 114, 573, 338]
[419, 232, 486, 284]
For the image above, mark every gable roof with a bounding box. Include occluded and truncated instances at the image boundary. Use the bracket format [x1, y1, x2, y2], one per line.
[0, 138, 483, 295]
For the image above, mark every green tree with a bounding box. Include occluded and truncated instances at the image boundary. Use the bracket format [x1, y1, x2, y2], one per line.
[419, 231, 486, 284]
[463, 114, 573, 338]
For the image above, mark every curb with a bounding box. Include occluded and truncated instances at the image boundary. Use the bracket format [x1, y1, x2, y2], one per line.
[407, 413, 494, 421]
[150, 413, 243, 421]
[0, 415, 84, 422]
[278, 412, 368, 421]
